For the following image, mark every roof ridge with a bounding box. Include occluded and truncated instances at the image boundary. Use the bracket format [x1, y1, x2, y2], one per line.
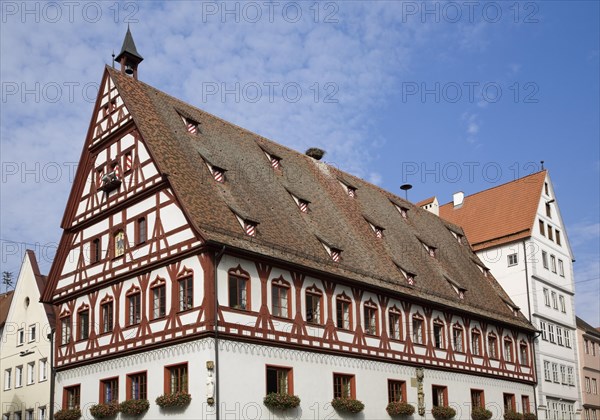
[440, 170, 547, 207]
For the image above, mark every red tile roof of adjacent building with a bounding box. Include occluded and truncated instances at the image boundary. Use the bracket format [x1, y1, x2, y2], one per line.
[416, 196, 436, 207]
[439, 171, 547, 251]
[0, 290, 14, 330]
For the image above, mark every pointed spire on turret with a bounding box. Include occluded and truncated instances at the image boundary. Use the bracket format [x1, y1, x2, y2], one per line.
[115, 25, 143, 79]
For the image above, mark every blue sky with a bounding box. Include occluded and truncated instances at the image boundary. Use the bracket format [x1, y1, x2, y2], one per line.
[1, 1, 598, 324]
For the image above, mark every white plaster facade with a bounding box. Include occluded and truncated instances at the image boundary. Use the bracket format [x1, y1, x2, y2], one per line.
[0, 252, 53, 420]
[464, 173, 582, 419]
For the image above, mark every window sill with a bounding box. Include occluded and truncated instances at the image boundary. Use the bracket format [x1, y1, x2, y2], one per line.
[177, 308, 194, 314]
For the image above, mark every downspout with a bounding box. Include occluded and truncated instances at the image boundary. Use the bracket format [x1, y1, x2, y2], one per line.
[523, 240, 539, 416]
[214, 245, 226, 420]
[48, 328, 56, 420]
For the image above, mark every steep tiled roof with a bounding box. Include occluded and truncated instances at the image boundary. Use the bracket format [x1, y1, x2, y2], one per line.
[26, 250, 56, 328]
[416, 196, 435, 207]
[439, 171, 547, 250]
[0, 290, 14, 330]
[90, 67, 534, 330]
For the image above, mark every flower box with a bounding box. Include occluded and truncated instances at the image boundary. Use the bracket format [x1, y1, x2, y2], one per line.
[155, 392, 192, 409]
[89, 402, 119, 418]
[119, 399, 150, 416]
[331, 398, 365, 414]
[471, 407, 493, 420]
[54, 409, 81, 420]
[387, 401, 416, 417]
[263, 393, 301, 410]
[432, 406, 456, 420]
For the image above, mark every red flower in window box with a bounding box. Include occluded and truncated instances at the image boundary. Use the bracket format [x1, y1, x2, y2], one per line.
[471, 407, 493, 420]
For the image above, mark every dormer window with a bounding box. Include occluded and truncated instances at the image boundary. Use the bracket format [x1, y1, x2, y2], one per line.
[289, 192, 310, 213]
[263, 151, 281, 170]
[206, 162, 225, 182]
[367, 222, 384, 239]
[422, 242, 436, 258]
[392, 203, 409, 219]
[339, 180, 357, 198]
[448, 229, 463, 244]
[181, 116, 199, 135]
[233, 213, 257, 237]
[320, 240, 342, 262]
[397, 265, 416, 286]
[446, 277, 466, 299]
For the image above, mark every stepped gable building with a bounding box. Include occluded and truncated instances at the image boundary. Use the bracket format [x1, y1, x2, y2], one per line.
[440, 171, 582, 419]
[0, 251, 55, 420]
[42, 29, 537, 419]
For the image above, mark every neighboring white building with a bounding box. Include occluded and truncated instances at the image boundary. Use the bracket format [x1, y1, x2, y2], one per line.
[41, 29, 538, 420]
[0, 250, 55, 420]
[441, 170, 582, 419]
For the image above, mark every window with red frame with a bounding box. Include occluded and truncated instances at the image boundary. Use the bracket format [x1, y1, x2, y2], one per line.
[178, 276, 193, 311]
[127, 291, 141, 325]
[471, 389, 484, 408]
[333, 374, 355, 399]
[364, 301, 378, 335]
[127, 372, 147, 400]
[271, 280, 290, 318]
[336, 295, 352, 330]
[266, 366, 292, 395]
[388, 380, 406, 403]
[432, 385, 448, 407]
[389, 308, 402, 340]
[100, 378, 118, 403]
[305, 288, 322, 324]
[63, 385, 80, 409]
[101, 300, 113, 333]
[166, 363, 188, 393]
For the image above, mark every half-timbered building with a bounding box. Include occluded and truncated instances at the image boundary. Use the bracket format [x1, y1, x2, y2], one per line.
[42, 30, 538, 419]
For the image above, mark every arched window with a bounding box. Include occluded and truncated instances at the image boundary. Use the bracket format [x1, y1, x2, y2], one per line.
[271, 277, 291, 319]
[305, 285, 322, 325]
[388, 306, 403, 341]
[336, 293, 352, 330]
[363, 300, 378, 335]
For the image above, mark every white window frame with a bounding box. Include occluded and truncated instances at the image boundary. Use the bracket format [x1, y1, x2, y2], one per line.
[544, 361, 551, 381]
[4, 369, 11, 390]
[542, 251, 549, 269]
[15, 365, 23, 388]
[540, 321, 548, 340]
[508, 253, 518, 266]
[27, 362, 35, 385]
[39, 359, 47, 382]
[543, 288, 550, 306]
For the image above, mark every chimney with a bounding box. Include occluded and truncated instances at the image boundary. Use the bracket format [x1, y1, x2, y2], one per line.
[453, 191, 464, 208]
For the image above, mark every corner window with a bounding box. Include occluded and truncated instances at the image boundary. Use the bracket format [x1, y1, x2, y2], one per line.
[333, 374, 355, 399]
[266, 366, 292, 395]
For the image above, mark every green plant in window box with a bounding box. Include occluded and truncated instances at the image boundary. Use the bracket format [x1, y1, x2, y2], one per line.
[523, 413, 537, 420]
[263, 393, 301, 410]
[89, 402, 119, 418]
[155, 391, 192, 408]
[386, 401, 415, 417]
[504, 411, 524, 420]
[119, 399, 150, 416]
[471, 406, 493, 420]
[431, 405, 456, 420]
[331, 398, 365, 414]
[54, 409, 82, 420]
